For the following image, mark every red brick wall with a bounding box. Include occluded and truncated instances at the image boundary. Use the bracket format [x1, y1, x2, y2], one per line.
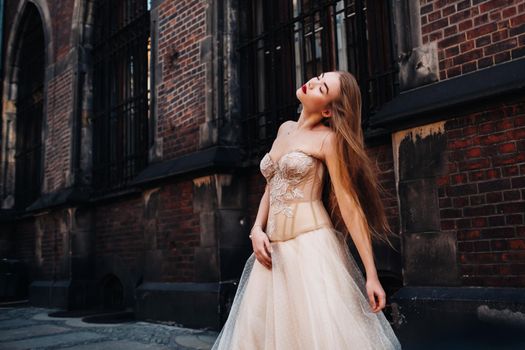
[50, 1, 74, 61]
[2, 0, 74, 279]
[12, 220, 35, 274]
[93, 181, 200, 283]
[421, 0, 525, 79]
[84, 0, 207, 282]
[38, 212, 68, 279]
[157, 182, 200, 282]
[440, 99, 525, 287]
[94, 198, 145, 269]
[13, 213, 71, 280]
[44, 70, 73, 193]
[369, 143, 401, 238]
[156, 0, 208, 159]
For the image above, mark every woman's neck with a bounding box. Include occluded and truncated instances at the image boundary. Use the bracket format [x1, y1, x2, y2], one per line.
[297, 109, 323, 131]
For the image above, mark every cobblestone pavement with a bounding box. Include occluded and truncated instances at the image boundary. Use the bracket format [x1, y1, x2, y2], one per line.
[4, 302, 525, 350]
[0, 303, 219, 350]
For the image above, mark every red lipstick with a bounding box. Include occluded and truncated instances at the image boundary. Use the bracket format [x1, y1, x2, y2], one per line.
[302, 84, 307, 94]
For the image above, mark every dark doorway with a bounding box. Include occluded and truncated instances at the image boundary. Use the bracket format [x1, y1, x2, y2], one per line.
[100, 274, 125, 310]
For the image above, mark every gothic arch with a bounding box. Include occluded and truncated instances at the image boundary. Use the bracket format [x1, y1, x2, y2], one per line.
[1, 0, 53, 209]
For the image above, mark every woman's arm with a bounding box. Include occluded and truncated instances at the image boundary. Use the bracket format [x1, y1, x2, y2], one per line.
[323, 134, 377, 279]
[251, 183, 273, 269]
[252, 183, 270, 230]
[323, 133, 385, 312]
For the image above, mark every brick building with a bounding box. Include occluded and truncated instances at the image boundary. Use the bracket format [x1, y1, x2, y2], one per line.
[0, 0, 524, 332]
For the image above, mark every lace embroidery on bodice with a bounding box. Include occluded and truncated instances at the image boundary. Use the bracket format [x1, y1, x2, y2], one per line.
[260, 149, 324, 237]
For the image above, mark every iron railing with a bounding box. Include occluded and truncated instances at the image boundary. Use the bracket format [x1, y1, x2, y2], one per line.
[238, 0, 398, 159]
[92, 0, 150, 194]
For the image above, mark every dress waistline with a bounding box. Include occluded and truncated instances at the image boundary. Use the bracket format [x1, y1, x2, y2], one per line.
[268, 199, 333, 242]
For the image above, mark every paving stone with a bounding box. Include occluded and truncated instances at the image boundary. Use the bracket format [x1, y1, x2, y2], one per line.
[0, 331, 106, 350]
[61, 340, 171, 350]
[0, 307, 220, 350]
[0, 319, 36, 329]
[175, 334, 215, 349]
[196, 334, 216, 344]
[0, 324, 69, 341]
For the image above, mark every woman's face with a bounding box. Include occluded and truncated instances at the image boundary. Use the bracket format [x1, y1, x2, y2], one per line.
[296, 71, 341, 116]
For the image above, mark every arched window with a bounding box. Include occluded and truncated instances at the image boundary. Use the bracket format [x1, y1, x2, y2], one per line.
[239, 0, 398, 156]
[92, 0, 151, 193]
[14, 4, 45, 209]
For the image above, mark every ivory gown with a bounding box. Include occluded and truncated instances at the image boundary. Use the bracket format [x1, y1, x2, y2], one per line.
[211, 149, 402, 350]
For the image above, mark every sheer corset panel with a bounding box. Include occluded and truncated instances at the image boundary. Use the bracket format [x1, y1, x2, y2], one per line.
[260, 149, 334, 242]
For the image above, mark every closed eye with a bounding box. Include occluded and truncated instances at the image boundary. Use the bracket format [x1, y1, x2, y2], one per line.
[317, 75, 326, 93]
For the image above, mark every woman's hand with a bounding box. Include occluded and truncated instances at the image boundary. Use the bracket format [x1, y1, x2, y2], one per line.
[250, 227, 273, 270]
[365, 277, 386, 313]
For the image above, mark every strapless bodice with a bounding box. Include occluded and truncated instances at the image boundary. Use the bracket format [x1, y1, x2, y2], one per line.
[259, 150, 333, 241]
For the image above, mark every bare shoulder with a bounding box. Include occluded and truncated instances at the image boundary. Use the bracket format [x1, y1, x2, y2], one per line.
[322, 130, 343, 186]
[320, 128, 337, 160]
[277, 120, 296, 135]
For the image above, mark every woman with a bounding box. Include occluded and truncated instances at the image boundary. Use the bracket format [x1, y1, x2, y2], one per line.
[211, 71, 402, 349]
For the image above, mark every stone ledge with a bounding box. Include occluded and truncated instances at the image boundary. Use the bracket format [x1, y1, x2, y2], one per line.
[391, 286, 525, 328]
[30, 280, 72, 309]
[25, 187, 91, 213]
[0, 146, 243, 220]
[391, 286, 525, 347]
[370, 57, 525, 132]
[392, 286, 525, 304]
[130, 145, 242, 187]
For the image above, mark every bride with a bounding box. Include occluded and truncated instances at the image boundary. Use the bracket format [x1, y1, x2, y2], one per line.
[211, 71, 402, 349]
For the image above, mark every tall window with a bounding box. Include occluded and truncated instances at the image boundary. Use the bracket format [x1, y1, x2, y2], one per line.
[239, 0, 397, 157]
[92, 0, 151, 193]
[14, 4, 44, 209]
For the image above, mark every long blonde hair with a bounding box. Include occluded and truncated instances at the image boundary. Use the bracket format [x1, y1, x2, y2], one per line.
[322, 71, 398, 249]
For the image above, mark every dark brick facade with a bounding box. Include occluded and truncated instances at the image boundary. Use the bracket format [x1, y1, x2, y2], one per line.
[0, 0, 524, 332]
[443, 100, 525, 287]
[156, 0, 208, 158]
[422, 0, 525, 78]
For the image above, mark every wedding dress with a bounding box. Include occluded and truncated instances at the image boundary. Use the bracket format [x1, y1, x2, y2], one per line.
[211, 149, 402, 349]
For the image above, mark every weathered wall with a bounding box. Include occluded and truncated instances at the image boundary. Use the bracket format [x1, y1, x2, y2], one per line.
[421, 0, 525, 79]
[443, 99, 525, 287]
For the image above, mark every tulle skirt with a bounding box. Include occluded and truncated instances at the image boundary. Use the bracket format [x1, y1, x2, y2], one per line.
[211, 227, 402, 350]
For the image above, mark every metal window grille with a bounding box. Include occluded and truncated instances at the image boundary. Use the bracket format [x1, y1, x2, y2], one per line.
[14, 5, 44, 209]
[92, 0, 150, 193]
[238, 0, 398, 158]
